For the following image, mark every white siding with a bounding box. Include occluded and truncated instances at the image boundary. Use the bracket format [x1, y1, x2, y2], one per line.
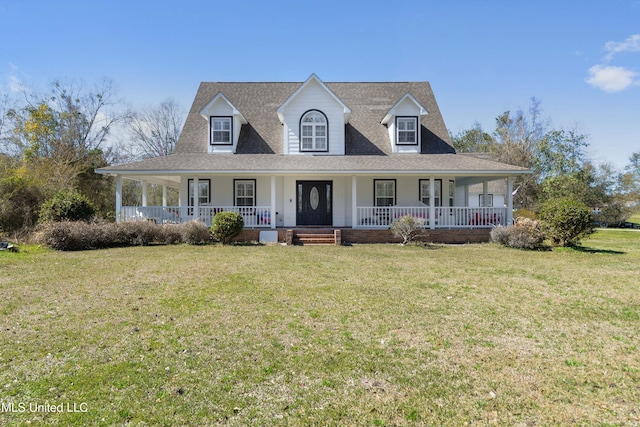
[282, 80, 346, 155]
[283, 176, 297, 227]
[273, 177, 285, 228]
[332, 177, 347, 227]
[356, 176, 455, 206]
[467, 192, 506, 208]
[455, 186, 467, 206]
[179, 176, 276, 206]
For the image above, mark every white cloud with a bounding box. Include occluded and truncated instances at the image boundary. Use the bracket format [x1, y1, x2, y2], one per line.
[5, 63, 28, 94]
[585, 65, 639, 93]
[586, 34, 640, 92]
[8, 75, 25, 93]
[604, 34, 640, 61]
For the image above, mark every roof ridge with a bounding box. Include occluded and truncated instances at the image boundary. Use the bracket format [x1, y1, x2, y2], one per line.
[200, 81, 431, 84]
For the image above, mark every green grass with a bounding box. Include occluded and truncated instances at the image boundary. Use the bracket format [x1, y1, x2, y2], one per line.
[1, 229, 639, 426]
[628, 213, 640, 225]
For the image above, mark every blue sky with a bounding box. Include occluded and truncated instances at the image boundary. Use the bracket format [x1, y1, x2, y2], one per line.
[1, 0, 639, 169]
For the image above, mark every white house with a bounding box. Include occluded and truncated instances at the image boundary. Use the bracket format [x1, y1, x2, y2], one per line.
[97, 74, 530, 243]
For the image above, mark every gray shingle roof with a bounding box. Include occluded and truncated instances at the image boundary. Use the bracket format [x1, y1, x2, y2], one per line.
[98, 153, 528, 174]
[98, 80, 530, 175]
[175, 81, 454, 155]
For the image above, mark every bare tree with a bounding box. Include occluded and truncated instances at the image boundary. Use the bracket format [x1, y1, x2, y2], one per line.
[127, 99, 184, 159]
[492, 98, 549, 209]
[0, 79, 129, 222]
[3, 79, 128, 165]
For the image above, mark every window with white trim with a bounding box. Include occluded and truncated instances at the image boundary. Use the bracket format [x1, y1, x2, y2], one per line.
[479, 194, 493, 207]
[188, 179, 210, 206]
[234, 180, 256, 207]
[210, 117, 232, 144]
[300, 110, 327, 151]
[374, 179, 396, 207]
[396, 117, 418, 145]
[419, 179, 442, 206]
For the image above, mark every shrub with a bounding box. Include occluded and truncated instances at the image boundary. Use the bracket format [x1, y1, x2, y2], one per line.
[117, 221, 160, 246]
[210, 211, 244, 244]
[179, 221, 211, 245]
[390, 215, 425, 245]
[36, 221, 96, 251]
[491, 218, 544, 250]
[40, 191, 96, 223]
[538, 198, 594, 247]
[490, 225, 510, 247]
[161, 224, 183, 245]
[38, 220, 220, 250]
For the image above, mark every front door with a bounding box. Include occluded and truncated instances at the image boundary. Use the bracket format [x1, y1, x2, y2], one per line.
[296, 181, 332, 226]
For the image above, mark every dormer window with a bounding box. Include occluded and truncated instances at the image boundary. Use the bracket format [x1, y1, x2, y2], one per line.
[381, 93, 427, 153]
[300, 110, 328, 152]
[396, 117, 417, 145]
[210, 117, 232, 145]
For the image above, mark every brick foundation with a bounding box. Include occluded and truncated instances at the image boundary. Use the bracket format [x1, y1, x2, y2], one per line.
[341, 228, 491, 244]
[235, 228, 491, 244]
[234, 229, 289, 243]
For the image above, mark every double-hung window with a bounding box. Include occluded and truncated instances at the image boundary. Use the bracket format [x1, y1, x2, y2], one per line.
[188, 179, 210, 206]
[210, 117, 232, 144]
[396, 117, 417, 145]
[419, 179, 442, 206]
[300, 110, 328, 151]
[479, 194, 493, 207]
[234, 179, 256, 207]
[374, 180, 396, 207]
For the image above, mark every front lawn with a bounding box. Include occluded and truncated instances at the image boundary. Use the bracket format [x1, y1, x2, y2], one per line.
[1, 230, 639, 425]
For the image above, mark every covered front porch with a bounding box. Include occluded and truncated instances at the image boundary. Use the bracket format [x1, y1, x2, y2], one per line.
[121, 205, 508, 229]
[113, 174, 515, 231]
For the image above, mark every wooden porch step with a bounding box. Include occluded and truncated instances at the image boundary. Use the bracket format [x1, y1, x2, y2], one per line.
[294, 231, 337, 245]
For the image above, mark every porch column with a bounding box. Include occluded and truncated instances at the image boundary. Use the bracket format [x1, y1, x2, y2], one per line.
[193, 177, 199, 220]
[482, 181, 488, 208]
[352, 176, 358, 229]
[429, 176, 435, 230]
[270, 176, 276, 230]
[141, 181, 148, 207]
[507, 177, 514, 225]
[464, 184, 469, 207]
[115, 175, 122, 223]
[162, 185, 167, 207]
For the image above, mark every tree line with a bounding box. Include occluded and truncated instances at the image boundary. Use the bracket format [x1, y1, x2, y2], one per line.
[0, 79, 183, 234]
[450, 98, 640, 225]
[1, 81, 638, 236]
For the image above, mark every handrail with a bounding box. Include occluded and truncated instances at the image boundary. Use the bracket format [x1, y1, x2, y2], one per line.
[120, 206, 272, 227]
[355, 206, 507, 229]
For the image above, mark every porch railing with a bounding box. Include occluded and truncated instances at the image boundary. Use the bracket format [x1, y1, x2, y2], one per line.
[120, 206, 272, 228]
[356, 206, 507, 229]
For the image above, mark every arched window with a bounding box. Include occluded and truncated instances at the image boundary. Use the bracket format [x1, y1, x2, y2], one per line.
[300, 110, 328, 152]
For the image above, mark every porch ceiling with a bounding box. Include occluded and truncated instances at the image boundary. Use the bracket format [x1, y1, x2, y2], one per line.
[455, 176, 508, 187]
[120, 175, 181, 188]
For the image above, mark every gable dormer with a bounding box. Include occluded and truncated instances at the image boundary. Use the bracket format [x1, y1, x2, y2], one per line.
[277, 74, 351, 155]
[200, 92, 247, 153]
[381, 93, 428, 153]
